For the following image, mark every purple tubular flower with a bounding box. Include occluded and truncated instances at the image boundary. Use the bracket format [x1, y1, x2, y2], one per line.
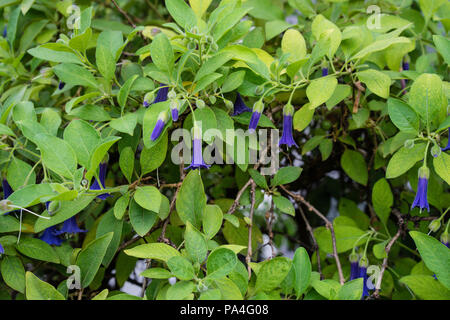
[45, 201, 50, 211]
[151, 119, 165, 141]
[279, 114, 298, 148]
[55, 217, 86, 235]
[154, 84, 168, 104]
[2, 179, 13, 199]
[40, 226, 63, 246]
[90, 162, 111, 200]
[441, 128, 450, 152]
[187, 129, 210, 170]
[171, 108, 179, 122]
[0, 242, 4, 254]
[58, 81, 65, 90]
[232, 93, 252, 116]
[350, 261, 360, 281]
[359, 264, 369, 298]
[249, 111, 261, 132]
[412, 167, 430, 212]
[402, 62, 409, 71]
[322, 68, 328, 76]
[151, 111, 168, 141]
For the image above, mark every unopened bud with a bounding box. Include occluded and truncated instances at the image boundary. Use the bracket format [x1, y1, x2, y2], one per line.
[428, 219, 441, 232]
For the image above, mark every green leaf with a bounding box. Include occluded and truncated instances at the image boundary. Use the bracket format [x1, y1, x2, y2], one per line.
[293, 104, 315, 132]
[17, 238, 60, 263]
[221, 70, 246, 93]
[125, 243, 180, 261]
[28, 46, 82, 64]
[206, 248, 237, 280]
[119, 146, 134, 183]
[273, 195, 295, 216]
[314, 224, 366, 254]
[167, 256, 195, 280]
[140, 131, 168, 175]
[86, 136, 121, 181]
[7, 157, 35, 190]
[340, 149, 368, 185]
[311, 14, 341, 58]
[202, 204, 223, 239]
[386, 143, 426, 179]
[166, 281, 195, 300]
[141, 268, 172, 279]
[114, 193, 130, 220]
[307, 77, 338, 109]
[129, 198, 158, 237]
[409, 231, 450, 289]
[281, 29, 307, 62]
[176, 170, 207, 228]
[34, 133, 78, 179]
[433, 35, 450, 65]
[271, 166, 303, 186]
[118, 75, 139, 112]
[372, 178, 393, 225]
[399, 275, 450, 300]
[255, 257, 292, 292]
[96, 210, 124, 267]
[185, 222, 207, 264]
[150, 33, 174, 74]
[409, 73, 447, 131]
[387, 98, 419, 134]
[25, 272, 65, 300]
[53, 63, 97, 88]
[433, 152, 450, 185]
[165, 0, 197, 30]
[248, 168, 268, 189]
[357, 69, 391, 99]
[336, 278, 363, 300]
[96, 44, 116, 82]
[1, 256, 25, 293]
[110, 113, 138, 136]
[292, 247, 311, 297]
[63, 120, 100, 169]
[76, 232, 113, 288]
[134, 186, 162, 213]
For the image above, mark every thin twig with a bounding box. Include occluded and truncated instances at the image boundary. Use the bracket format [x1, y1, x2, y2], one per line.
[298, 204, 322, 279]
[227, 179, 253, 215]
[111, 0, 136, 28]
[246, 181, 257, 279]
[280, 185, 345, 285]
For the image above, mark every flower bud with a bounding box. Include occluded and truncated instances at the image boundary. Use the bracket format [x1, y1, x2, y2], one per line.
[428, 219, 441, 232]
[431, 144, 441, 158]
[255, 85, 264, 96]
[404, 139, 415, 149]
[196, 99, 205, 108]
[168, 89, 177, 100]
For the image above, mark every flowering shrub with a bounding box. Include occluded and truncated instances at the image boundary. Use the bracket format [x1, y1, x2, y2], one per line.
[0, 0, 449, 301]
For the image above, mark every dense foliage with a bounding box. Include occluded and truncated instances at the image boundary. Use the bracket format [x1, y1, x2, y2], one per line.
[0, 0, 449, 301]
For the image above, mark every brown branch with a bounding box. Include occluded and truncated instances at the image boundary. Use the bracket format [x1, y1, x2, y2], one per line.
[280, 185, 345, 285]
[227, 178, 253, 215]
[111, 0, 136, 28]
[265, 199, 275, 259]
[246, 181, 257, 279]
[298, 204, 322, 279]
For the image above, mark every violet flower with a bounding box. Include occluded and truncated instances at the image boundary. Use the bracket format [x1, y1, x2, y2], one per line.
[186, 126, 210, 170]
[232, 93, 252, 116]
[359, 258, 370, 298]
[55, 216, 86, 235]
[349, 253, 360, 281]
[249, 100, 264, 132]
[170, 100, 180, 121]
[153, 84, 168, 104]
[411, 167, 430, 212]
[441, 128, 450, 152]
[151, 111, 168, 141]
[90, 162, 111, 200]
[2, 179, 13, 199]
[58, 81, 65, 90]
[40, 226, 63, 246]
[0, 242, 4, 255]
[322, 68, 328, 77]
[279, 103, 298, 148]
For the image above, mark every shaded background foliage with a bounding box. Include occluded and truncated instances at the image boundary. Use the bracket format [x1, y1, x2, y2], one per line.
[0, 0, 449, 300]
